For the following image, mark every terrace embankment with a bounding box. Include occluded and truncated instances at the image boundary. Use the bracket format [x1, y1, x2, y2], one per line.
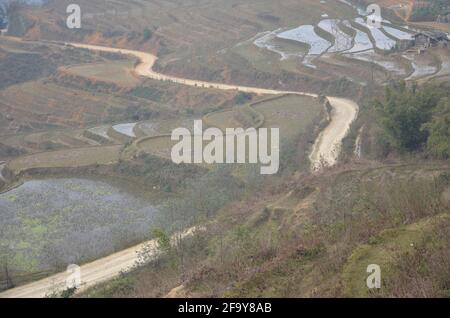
[69, 42, 359, 171]
[0, 38, 358, 297]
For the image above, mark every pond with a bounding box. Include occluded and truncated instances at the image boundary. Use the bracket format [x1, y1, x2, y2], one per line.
[354, 17, 396, 51]
[113, 123, 137, 138]
[277, 25, 331, 55]
[0, 178, 159, 275]
[318, 19, 353, 53]
[277, 25, 331, 68]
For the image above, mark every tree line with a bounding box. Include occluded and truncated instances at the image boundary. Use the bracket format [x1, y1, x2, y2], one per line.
[373, 81, 450, 159]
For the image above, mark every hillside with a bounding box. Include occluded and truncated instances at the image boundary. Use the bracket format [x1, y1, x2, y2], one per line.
[81, 162, 450, 298]
[0, 0, 449, 300]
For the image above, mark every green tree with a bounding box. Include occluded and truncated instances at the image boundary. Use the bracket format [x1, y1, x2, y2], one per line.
[143, 28, 153, 41]
[424, 98, 450, 159]
[374, 82, 449, 151]
[153, 228, 171, 253]
[234, 92, 253, 104]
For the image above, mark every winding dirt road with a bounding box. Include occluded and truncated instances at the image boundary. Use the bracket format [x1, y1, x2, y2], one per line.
[0, 228, 197, 298]
[69, 43, 358, 170]
[0, 241, 154, 298]
[0, 42, 358, 298]
[309, 97, 359, 170]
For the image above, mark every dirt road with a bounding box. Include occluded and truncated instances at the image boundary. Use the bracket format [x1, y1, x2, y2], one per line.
[69, 43, 358, 170]
[0, 242, 153, 298]
[0, 41, 358, 298]
[309, 97, 359, 170]
[0, 228, 197, 298]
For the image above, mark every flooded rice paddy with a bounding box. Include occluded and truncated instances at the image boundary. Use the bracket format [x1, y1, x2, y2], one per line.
[342, 20, 373, 53]
[318, 19, 353, 53]
[277, 25, 331, 67]
[0, 178, 159, 274]
[253, 29, 303, 61]
[112, 123, 137, 138]
[382, 25, 414, 40]
[348, 50, 407, 76]
[354, 17, 396, 51]
[88, 125, 111, 140]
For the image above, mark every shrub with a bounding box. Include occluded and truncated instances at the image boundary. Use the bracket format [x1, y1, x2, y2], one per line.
[424, 98, 450, 159]
[143, 28, 153, 41]
[374, 81, 450, 153]
[234, 92, 253, 104]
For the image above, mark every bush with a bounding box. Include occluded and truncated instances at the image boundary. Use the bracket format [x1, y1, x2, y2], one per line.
[143, 28, 153, 41]
[234, 92, 253, 104]
[374, 81, 450, 153]
[424, 98, 450, 159]
[411, 0, 450, 21]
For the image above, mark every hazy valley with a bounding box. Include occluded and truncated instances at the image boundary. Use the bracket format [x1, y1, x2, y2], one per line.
[0, 0, 449, 299]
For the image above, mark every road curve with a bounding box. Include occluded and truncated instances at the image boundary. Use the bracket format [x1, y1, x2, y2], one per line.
[69, 43, 358, 170]
[0, 42, 358, 298]
[309, 97, 359, 171]
[0, 228, 197, 298]
[0, 241, 152, 298]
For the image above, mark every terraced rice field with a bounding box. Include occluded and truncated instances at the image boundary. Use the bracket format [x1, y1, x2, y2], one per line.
[403, 53, 439, 80]
[112, 123, 137, 138]
[134, 122, 159, 138]
[26, 130, 91, 147]
[0, 81, 133, 130]
[7, 145, 122, 174]
[203, 108, 243, 130]
[277, 25, 332, 68]
[253, 29, 301, 61]
[250, 13, 438, 76]
[40, 0, 441, 86]
[136, 136, 174, 159]
[87, 125, 112, 141]
[422, 49, 450, 81]
[276, 25, 331, 54]
[382, 25, 414, 40]
[0, 128, 107, 154]
[347, 50, 409, 77]
[318, 19, 353, 53]
[243, 1, 449, 81]
[252, 95, 323, 138]
[342, 20, 373, 52]
[62, 60, 141, 87]
[15, 0, 450, 87]
[137, 94, 323, 160]
[39, 0, 354, 72]
[137, 118, 199, 136]
[354, 17, 396, 51]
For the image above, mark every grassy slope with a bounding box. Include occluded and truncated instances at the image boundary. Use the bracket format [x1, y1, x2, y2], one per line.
[14, 0, 365, 96]
[61, 60, 141, 87]
[81, 162, 450, 298]
[7, 145, 122, 174]
[342, 215, 448, 297]
[136, 94, 324, 162]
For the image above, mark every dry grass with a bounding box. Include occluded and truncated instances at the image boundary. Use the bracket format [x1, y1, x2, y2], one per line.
[79, 162, 450, 298]
[7, 145, 122, 174]
[62, 60, 141, 87]
[0, 80, 131, 128]
[136, 94, 324, 161]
